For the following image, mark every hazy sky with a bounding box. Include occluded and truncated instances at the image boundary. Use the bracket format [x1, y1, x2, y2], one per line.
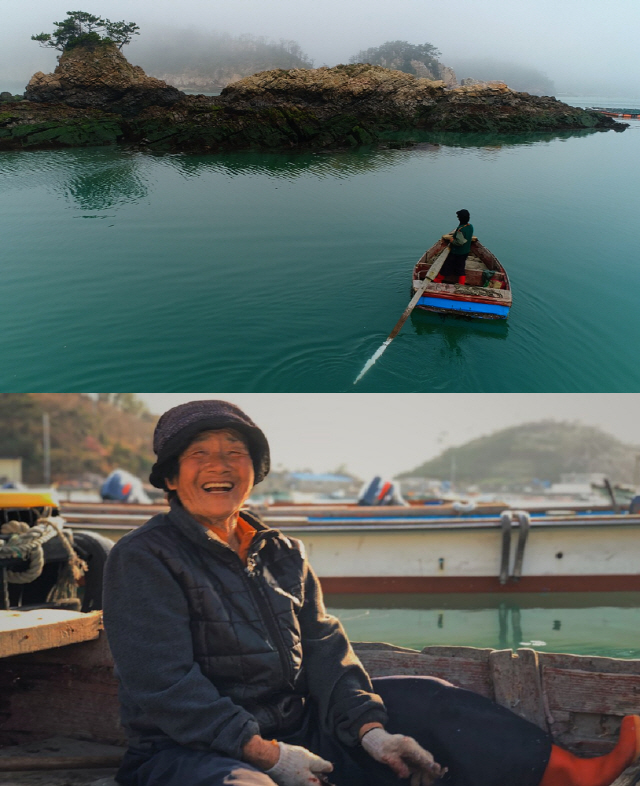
[3, 0, 639, 95]
[136, 394, 640, 479]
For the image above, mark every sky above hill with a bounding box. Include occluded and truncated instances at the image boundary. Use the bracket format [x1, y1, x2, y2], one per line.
[136, 394, 640, 479]
[3, 0, 639, 96]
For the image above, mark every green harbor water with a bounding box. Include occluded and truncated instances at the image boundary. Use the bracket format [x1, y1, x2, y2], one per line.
[1, 120, 639, 391]
[326, 592, 640, 659]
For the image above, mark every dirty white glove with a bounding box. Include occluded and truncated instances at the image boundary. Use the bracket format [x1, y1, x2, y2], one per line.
[265, 741, 334, 786]
[361, 727, 446, 786]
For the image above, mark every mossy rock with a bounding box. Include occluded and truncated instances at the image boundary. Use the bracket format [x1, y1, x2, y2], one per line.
[0, 118, 122, 148]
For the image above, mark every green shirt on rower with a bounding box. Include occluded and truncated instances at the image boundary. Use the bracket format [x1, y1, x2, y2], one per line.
[449, 223, 474, 255]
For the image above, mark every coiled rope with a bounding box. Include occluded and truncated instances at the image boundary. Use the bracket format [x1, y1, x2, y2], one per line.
[0, 512, 88, 609]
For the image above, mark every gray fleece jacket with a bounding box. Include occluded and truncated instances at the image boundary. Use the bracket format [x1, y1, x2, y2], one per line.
[102, 503, 387, 760]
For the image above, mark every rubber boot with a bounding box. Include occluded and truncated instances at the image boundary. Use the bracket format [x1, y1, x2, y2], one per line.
[457, 275, 466, 286]
[539, 715, 640, 786]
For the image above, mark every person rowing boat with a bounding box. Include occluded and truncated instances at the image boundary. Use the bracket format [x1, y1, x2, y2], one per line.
[432, 209, 474, 286]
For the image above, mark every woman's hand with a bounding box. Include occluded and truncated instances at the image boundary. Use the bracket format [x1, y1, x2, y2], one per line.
[361, 728, 447, 786]
[265, 741, 334, 786]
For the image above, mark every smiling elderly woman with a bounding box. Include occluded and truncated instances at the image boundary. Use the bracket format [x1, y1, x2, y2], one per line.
[103, 400, 640, 786]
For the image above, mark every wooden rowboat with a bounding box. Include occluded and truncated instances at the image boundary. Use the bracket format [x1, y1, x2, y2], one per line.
[0, 611, 639, 785]
[412, 238, 512, 320]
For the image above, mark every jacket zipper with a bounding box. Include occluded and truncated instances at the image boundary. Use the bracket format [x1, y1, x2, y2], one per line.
[244, 538, 296, 688]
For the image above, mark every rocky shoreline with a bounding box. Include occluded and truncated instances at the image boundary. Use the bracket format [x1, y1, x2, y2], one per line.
[0, 46, 627, 153]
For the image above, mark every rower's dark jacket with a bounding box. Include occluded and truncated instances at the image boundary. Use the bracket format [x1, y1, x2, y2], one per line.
[103, 503, 387, 760]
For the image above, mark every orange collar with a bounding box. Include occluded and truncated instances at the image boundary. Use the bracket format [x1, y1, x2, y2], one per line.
[203, 514, 257, 564]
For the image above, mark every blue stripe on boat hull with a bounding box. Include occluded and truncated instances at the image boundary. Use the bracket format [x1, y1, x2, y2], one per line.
[417, 295, 510, 318]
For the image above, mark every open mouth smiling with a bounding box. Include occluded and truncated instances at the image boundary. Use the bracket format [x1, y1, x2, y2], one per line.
[201, 482, 235, 493]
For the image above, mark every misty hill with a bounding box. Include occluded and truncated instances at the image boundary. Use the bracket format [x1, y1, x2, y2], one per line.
[0, 394, 155, 483]
[349, 41, 456, 86]
[347, 42, 553, 96]
[397, 421, 639, 489]
[446, 57, 555, 96]
[131, 28, 313, 90]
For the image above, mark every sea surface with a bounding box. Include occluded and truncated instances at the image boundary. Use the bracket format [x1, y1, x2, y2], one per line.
[326, 592, 640, 659]
[1, 101, 639, 391]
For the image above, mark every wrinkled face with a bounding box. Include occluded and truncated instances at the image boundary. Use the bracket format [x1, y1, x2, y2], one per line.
[165, 428, 254, 526]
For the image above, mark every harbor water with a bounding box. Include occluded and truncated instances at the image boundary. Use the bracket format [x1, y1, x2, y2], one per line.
[1, 111, 640, 391]
[326, 592, 640, 659]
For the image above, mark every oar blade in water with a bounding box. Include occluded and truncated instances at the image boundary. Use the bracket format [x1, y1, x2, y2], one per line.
[353, 339, 392, 384]
[353, 248, 450, 384]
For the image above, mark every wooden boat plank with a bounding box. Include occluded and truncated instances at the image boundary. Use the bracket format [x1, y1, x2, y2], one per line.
[0, 635, 122, 747]
[0, 736, 124, 786]
[539, 651, 640, 675]
[355, 644, 494, 698]
[542, 666, 640, 715]
[1, 632, 639, 772]
[490, 648, 547, 729]
[0, 610, 102, 659]
[416, 281, 513, 305]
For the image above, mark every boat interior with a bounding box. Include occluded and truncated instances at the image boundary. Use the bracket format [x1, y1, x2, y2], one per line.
[413, 241, 511, 300]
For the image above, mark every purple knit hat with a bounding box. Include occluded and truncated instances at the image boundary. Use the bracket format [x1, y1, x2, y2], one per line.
[149, 400, 270, 489]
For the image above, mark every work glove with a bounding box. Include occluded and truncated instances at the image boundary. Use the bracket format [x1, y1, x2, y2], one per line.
[361, 727, 447, 786]
[265, 741, 334, 786]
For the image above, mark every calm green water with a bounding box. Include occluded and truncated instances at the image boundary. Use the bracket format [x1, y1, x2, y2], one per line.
[326, 592, 640, 659]
[2, 123, 640, 391]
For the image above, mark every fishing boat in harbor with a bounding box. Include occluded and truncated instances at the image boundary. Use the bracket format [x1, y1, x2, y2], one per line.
[412, 238, 512, 319]
[57, 500, 640, 595]
[0, 612, 639, 785]
[4, 491, 639, 602]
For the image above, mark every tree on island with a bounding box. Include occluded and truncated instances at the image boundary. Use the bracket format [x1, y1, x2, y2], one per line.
[349, 40, 442, 76]
[31, 10, 140, 53]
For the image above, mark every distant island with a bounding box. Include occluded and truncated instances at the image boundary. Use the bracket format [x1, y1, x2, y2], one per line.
[0, 20, 626, 153]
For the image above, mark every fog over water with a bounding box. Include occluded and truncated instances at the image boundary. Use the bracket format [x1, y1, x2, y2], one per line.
[3, 0, 639, 96]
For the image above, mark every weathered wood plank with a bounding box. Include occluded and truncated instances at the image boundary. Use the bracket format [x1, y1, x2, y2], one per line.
[0, 735, 124, 786]
[490, 648, 548, 730]
[612, 760, 640, 786]
[420, 645, 493, 662]
[543, 666, 640, 715]
[0, 754, 123, 771]
[540, 651, 640, 675]
[0, 610, 102, 658]
[550, 713, 629, 756]
[355, 644, 493, 698]
[0, 635, 123, 747]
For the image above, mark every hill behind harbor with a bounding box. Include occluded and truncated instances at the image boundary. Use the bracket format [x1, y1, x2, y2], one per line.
[396, 421, 639, 489]
[0, 393, 155, 483]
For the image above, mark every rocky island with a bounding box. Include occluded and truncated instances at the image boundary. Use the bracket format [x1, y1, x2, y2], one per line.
[0, 42, 626, 152]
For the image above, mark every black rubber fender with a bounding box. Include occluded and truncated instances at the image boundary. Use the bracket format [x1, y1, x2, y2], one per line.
[73, 530, 114, 612]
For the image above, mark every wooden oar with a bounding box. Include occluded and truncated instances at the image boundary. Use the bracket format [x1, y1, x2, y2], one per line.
[425, 244, 450, 282]
[353, 247, 450, 384]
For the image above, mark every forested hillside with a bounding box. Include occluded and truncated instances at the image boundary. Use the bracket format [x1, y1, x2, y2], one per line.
[0, 394, 155, 483]
[397, 421, 639, 489]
